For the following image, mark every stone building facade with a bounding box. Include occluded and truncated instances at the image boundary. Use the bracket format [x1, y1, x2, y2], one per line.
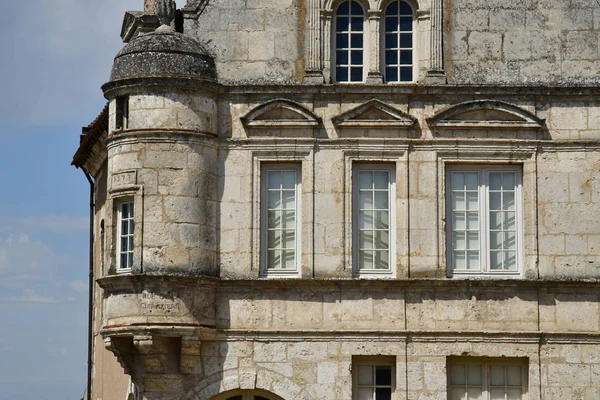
[72, 0, 600, 399]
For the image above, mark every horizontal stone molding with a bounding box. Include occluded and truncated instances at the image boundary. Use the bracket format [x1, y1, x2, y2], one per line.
[105, 129, 219, 149]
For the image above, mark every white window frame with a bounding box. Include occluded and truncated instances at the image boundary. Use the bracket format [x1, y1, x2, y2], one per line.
[353, 164, 396, 276]
[353, 356, 396, 400]
[260, 164, 302, 277]
[116, 200, 135, 272]
[445, 165, 523, 277]
[447, 357, 529, 400]
[381, 0, 416, 83]
[332, 0, 367, 83]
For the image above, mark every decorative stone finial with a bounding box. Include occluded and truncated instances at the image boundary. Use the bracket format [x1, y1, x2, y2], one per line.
[155, 0, 176, 28]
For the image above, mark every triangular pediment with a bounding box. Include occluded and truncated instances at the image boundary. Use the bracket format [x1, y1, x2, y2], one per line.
[241, 99, 320, 129]
[428, 100, 545, 129]
[332, 99, 416, 128]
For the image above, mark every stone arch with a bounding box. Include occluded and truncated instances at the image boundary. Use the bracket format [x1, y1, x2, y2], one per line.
[325, 0, 372, 13]
[241, 99, 320, 129]
[187, 370, 317, 400]
[210, 389, 284, 400]
[376, 0, 419, 12]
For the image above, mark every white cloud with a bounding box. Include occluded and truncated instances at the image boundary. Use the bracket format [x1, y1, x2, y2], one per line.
[7, 288, 59, 304]
[70, 280, 88, 293]
[0, 214, 88, 235]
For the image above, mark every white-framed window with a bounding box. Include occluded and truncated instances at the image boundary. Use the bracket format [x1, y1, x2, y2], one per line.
[115, 95, 129, 130]
[116, 201, 135, 271]
[354, 356, 395, 400]
[448, 358, 528, 400]
[446, 166, 522, 276]
[333, 0, 366, 83]
[261, 165, 301, 276]
[353, 165, 395, 275]
[383, 0, 415, 82]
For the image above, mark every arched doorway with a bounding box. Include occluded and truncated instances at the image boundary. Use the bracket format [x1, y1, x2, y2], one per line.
[211, 389, 284, 400]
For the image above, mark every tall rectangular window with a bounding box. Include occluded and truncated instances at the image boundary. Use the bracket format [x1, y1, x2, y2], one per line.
[448, 358, 528, 400]
[261, 166, 301, 275]
[117, 201, 134, 271]
[354, 357, 395, 400]
[115, 95, 129, 130]
[354, 166, 394, 275]
[447, 166, 522, 276]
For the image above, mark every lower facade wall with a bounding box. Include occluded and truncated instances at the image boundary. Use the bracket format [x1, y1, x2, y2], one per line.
[179, 339, 600, 400]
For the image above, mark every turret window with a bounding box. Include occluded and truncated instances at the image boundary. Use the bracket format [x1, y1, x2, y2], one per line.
[117, 201, 135, 271]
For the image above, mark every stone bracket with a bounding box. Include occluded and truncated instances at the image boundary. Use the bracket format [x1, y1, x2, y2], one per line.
[181, 336, 202, 374]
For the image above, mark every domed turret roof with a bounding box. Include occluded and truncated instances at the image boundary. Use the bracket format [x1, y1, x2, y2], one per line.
[108, 26, 217, 83]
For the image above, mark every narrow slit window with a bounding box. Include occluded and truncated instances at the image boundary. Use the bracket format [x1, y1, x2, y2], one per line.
[117, 201, 134, 271]
[115, 96, 129, 130]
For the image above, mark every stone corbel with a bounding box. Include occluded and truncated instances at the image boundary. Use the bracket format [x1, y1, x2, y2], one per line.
[134, 334, 169, 375]
[180, 336, 202, 374]
[104, 336, 134, 374]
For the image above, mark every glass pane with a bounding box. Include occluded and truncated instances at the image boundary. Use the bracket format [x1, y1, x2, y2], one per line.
[268, 249, 281, 269]
[359, 171, 373, 189]
[454, 212, 465, 230]
[282, 190, 295, 209]
[507, 388, 522, 400]
[121, 220, 128, 235]
[120, 253, 128, 269]
[504, 173, 516, 189]
[385, 17, 397, 32]
[376, 366, 392, 385]
[399, 33, 412, 47]
[129, 220, 135, 234]
[400, 1, 412, 14]
[504, 251, 517, 270]
[351, 50, 363, 65]
[386, 1, 398, 15]
[282, 171, 295, 189]
[350, 66, 363, 81]
[466, 173, 479, 190]
[359, 231, 374, 249]
[451, 388, 466, 400]
[268, 210, 281, 229]
[490, 251, 502, 270]
[282, 211, 296, 229]
[350, 0, 363, 15]
[385, 34, 398, 48]
[386, 67, 398, 82]
[490, 388, 505, 400]
[452, 172, 465, 190]
[268, 229, 281, 248]
[358, 388, 373, 400]
[374, 250, 389, 269]
[454, 232, 466, 250]
[351, 34, 363, 48]
[374, 191, 389, 210]
[128, 253, 133, 268]
[360, 251, 374, 269]
[399, 16, 412, 31]
[374, 211, 389, 229]
[490, 365, 505, 386]
[467, 193, 479, 211]
[504, 231, 516, 250]
[399, 67, 412, 81]
[358, 365, 373, 385]
[283, 231, 295, 249]
[467, 232, 479, 249]
[489, 211, 502, 230]
[337, 50, 349, 65]
[121, 237, 129, 252]
[467, 212, 479, 230]
[360, 211, 374, 229]
[490, 231, 503, 250]
[468, 364, 482, 385]
[467, 251, 479, 270]
[450, 364, 465, 385]
[400, 50, 412, 65]
[337, 34, 349, 48]
[282, 250, 295, 269]
[453, 193, 466, 210]
[503, 191, 515, 211]
[504, 212, 516, 230]
[128, 236, 134, 250]
[374, 230, 389, 249]
[507, 365, 522, 385]
[337, 1, 349, 14]
[268, 190, 281, 209]
[454, 252, 466, 269]
[351, 17, 363, 30]
[386, 50, 398, 65]
[467, 388, 482, 400]
[337, 17, 349, 31]
[268, 171, 281, 189]
[337, 67, 348, 82]
[121, 203, 129, 216]
[490, 173, 502, 190]
[375, 388, 392, 400]
[359, 191, 373, 209]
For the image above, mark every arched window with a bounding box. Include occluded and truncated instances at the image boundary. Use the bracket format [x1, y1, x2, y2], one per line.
[383, 0, 414, 82]
[334, 0, 365, 83]
[212, 389, 284, 400]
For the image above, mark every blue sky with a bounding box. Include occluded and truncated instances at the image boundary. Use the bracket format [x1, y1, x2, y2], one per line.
[0, 0, 139, 398]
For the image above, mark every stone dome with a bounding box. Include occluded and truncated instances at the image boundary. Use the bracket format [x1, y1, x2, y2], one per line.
[108, 27, 217, 83]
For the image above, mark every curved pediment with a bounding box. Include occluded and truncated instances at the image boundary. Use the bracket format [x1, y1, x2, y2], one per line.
[332, 99, 416, 128]
[241, 99, 320, 129]
[427, 100, 545, 129]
